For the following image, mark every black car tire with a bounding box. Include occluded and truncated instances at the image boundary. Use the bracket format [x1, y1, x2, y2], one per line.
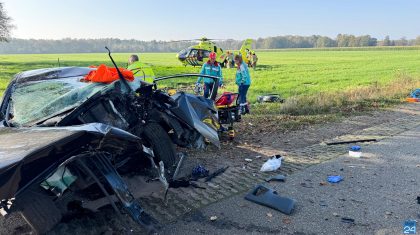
[142, 123, 177, 175]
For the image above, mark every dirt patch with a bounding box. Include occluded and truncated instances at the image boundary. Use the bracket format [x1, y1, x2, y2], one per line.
[186, 104, 419, 171]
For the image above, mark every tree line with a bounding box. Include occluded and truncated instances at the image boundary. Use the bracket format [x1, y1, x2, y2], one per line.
[0, 35, 419, 54]
[1, 2, 420, 53]
[0, 2, 12, 42]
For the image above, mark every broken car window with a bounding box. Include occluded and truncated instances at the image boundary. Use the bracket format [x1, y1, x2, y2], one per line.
[10, 78, 105, 126]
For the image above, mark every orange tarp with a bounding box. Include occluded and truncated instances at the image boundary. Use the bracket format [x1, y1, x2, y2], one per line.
[84, 64, 134, 83]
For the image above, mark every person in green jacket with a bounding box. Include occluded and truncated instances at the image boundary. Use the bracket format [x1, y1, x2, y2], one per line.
[234, 54, 251, 114]
[127, 54, 155, 83]
[196, 52, 223, 98]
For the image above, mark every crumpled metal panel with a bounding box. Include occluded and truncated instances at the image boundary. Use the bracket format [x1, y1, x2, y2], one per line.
[0, 123, 140, 200]
[170, 92, 220, 148]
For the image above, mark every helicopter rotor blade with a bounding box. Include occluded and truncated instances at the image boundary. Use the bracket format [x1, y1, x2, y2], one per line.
[198, 38, 224, 41]
[168, 40, 196, 43]
[169, 38, 229, 43]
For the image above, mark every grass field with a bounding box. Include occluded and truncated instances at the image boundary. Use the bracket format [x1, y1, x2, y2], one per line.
[1, 48, 420, 115]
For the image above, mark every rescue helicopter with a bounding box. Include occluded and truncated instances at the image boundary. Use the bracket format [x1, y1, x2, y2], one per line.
[174, 37, 254, 67]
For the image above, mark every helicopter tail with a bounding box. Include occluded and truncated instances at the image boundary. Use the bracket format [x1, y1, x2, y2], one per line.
[239, 39, 254, 63]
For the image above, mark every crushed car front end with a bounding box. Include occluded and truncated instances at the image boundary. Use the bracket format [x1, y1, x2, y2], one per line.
[0, 123, 159, 234]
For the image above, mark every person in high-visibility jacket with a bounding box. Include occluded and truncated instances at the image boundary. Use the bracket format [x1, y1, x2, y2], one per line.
[234, 54, 251, 114]
[196, 52, 223, 98]
[127, 54, 155, 83]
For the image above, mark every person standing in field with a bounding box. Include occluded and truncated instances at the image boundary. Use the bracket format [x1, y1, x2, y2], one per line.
[127, 54, 155, 82]
[251, 53, 258, 69]
[226, 51, 234, 68]
[234, 54, 251, 114]
[196, 52, 223, 98]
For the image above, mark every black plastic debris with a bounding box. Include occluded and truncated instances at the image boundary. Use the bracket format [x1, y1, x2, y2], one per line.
[244, 184, 295, 215]
[319, 200, 328, 207]
[300, 182, 314, 188]
[326, 139, 376, 145]
[417, 196, 420, 204]
[265, 174, 286, 182]
[341, 217, 355, 224]
[169, 179, 205, 189]
[205, 166, 229, 182]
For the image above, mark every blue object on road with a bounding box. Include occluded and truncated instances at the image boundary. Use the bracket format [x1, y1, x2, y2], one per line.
[327, 175, 343, 183]
[192, 165, 209, 178]
[350, 146, 361, 151]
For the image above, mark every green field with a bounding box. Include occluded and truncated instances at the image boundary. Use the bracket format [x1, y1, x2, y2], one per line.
[1, 48, 420, 104]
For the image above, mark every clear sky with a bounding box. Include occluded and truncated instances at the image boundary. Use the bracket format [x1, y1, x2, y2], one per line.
[2, 0, 419, 40]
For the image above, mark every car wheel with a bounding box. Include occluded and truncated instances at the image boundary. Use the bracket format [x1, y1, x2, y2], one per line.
[142, 123, 177, 175]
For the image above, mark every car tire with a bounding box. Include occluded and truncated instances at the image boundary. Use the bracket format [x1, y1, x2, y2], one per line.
[142, 123, 177, 175]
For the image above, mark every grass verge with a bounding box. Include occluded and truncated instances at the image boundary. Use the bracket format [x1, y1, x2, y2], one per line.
[252, 73, 420, 116]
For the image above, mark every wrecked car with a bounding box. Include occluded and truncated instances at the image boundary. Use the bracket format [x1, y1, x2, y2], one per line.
[0, 66, 221, 171]
[0, 123, 159, 233]
[0, 50, 222, 233]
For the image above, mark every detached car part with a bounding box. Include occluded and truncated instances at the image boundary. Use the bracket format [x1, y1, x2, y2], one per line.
[257, 94, 284, 103]
[245, 184, 295, 215]
[265, 174, 286, 182]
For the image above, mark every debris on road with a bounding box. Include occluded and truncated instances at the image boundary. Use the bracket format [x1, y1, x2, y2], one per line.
[172, 153, 187, 180]
[244, 184, 295, 215]
[319, 201, 328, 207]
[260, 155, 283, 172]
[282, 218, 291, 224]
[300, 182, 314, 188]
[326, 139, 376, 145]
[349, 145, 362, 158]
[319, 181, 328, 186]
[327, 175, 343, 183]
[333, 212, 339, 217]
[265, 174, 286, 182]
[169, 179, 206, 189]
[341, 217, 355, 224]
[205, 166, 229, 182]
[245, 158, 253, 162]
[210, 216, 218, 221]
[417, 196, 420, 204]
[266, 212, 273, 218]
[191, 165, 209, 180]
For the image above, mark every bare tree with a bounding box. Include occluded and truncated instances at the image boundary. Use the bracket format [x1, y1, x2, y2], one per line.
[0, 2, 13, 42]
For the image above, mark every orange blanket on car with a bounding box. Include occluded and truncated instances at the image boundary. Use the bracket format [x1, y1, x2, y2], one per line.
[84, 64, 134, 83]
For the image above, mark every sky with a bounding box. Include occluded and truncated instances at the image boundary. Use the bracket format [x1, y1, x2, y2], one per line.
[2, 0, 420, 41]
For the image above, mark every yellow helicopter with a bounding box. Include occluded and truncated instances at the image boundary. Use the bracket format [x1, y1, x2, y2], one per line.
[175, 37, 254, 67]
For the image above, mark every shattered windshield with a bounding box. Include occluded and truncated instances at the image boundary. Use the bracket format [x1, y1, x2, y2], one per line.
[10, 78, 106, 126]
